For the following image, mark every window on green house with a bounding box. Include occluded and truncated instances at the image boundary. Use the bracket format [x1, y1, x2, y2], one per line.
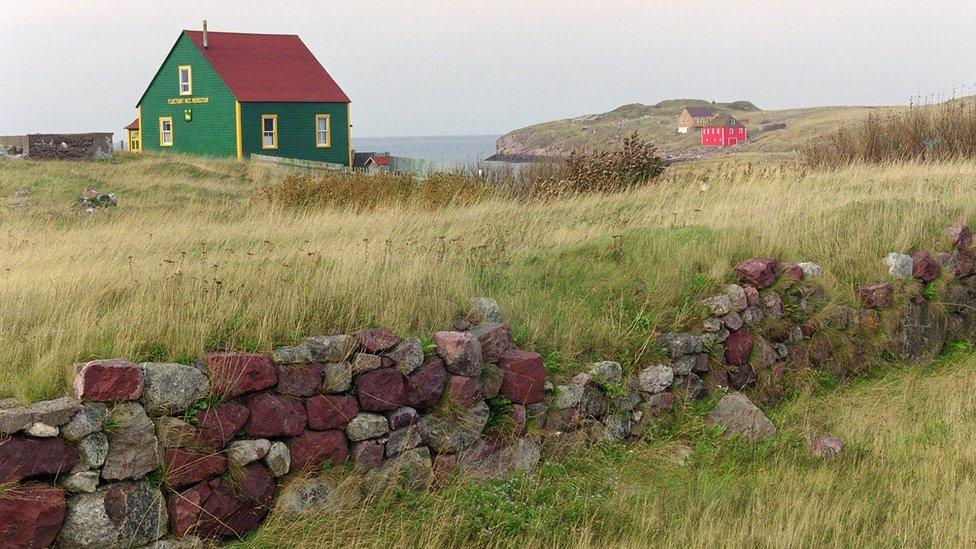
[178, 65, 192, 96]
[262, 115, 278, 149]
[159, 117, 173, 147]
[315, 114, 331, 148]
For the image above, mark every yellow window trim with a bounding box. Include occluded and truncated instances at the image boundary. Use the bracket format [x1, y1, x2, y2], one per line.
[178, 65, 193, 96]
[159, 116, 174, 147]
[261, 114, 278, 150]
[315, 114, 331, 148]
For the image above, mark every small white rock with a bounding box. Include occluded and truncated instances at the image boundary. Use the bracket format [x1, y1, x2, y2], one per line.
[26, 421, 58, 437]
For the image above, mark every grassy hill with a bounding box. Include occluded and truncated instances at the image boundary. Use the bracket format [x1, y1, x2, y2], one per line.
[494, 99, 900, 160]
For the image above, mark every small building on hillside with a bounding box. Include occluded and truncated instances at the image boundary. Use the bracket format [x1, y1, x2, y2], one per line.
[130, 23, 351, 165]
[352, 152, 392, 173]
[700, 115, 747, 148]
[677, 107, 718, 133]
[124, 119, 141, 152]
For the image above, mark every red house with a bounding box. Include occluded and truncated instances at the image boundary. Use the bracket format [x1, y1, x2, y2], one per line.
[700, 115, 747, 148]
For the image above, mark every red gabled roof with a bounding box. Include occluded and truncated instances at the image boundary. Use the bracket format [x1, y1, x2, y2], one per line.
[369, 155, 390, 166]
[184, 30, 350, 103]
[124, 118, 139, 130]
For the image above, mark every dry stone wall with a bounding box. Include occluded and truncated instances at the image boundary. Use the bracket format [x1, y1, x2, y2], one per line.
[2, 225, 974, 548]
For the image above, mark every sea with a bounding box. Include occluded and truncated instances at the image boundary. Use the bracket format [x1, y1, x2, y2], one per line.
[351, 134, 500, 163]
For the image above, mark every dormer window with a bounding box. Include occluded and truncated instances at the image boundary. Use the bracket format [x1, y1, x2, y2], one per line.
[178, 65, 192, 96]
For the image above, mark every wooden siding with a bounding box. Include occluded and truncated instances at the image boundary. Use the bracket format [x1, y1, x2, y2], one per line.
[139, 34, 237, 156]
[240, 102, 350, 165]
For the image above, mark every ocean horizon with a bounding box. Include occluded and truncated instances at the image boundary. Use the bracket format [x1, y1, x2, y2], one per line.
[352, 134, 501, 163]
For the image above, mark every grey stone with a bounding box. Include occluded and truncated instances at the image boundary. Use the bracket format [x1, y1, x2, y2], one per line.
[603, 413, 631, 443]
[346, 412, 389, 441]
[58, 481, 168, 548]
[762, 292, 784, 318]
[611, 385, 642, 413]
[265, 441, 291, 477]
[227, 439, 271, 466]
[658, 333, 705, 358]
[142, 537, 207, 549]
[101, 403, 160, 481]
[387, 338, 424, 375]
[638, 364, 674, 394]
[385, 425, 422, 457]
[725, 284, 749, 311]
[0, 397, 19, 409]
[798, 262, 822, 278]
[305, 334, 357, 362]
[703, 317, 723, 332]
[891, 299, 948, 362]
[700, 294, 733, 316]
[139, 362, 209, 416]
[526, 403, 548, 429]
[361, 447, 433, 497]
[707, 391, 776, 441]
[671, 354, 697, 376]
[551, 384, 584, 410]
[272, 345, 314, 364]
[78, 432, 109, 469]
[61, 403, 108, 441]
[155, 416, 197, 448]
[275, 476, 357, 515]
[580, 384, 611, 418]
[788, 325, 804, 344]
[419, 401, 489, 453]
[480, 363, 505, 399]
[722, 312, 743, 331]
[62, 471, 100, 493]
[26, 421, 58, 437]
[466, 297, 504, 324]
[351, 353, 383, 374]
[885, 252, 914, 279]
[741, 306, 764, 326]
[810, 436, 844, 458]
[457, 438, 541, 479]
[26, 396, 82, 426]
[321, 361, 352, 393]
[588, 361, 622, 385]
[773, 343, 789, 359]
[673, 373, 708, 400]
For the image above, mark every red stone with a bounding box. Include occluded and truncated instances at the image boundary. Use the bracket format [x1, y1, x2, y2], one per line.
[744, 286, 760, 306]
[0, 436, 77, 483]
[195, 403, 249, 452]
[499, 349, 545, 405]
[171, 462, 276, 539]
[405, 356, 448, 410]
[432, 454, 458, 485]
[800, 324, 815, 338]
[951, 249, 976, 277]
[350, 439, 385, 472]
[467, 323, 514, 363]
[733, 258, 781, 289]
[0, 484, 66, 548]
[434, 331, 483, 376]
[72, 358, 144, 401]
[306, 395, 359, 430]
[355, 368, 406, 412]
[724, 328, 753, 366]
[165, 448, 227, 489]
[355, 327, 399, 353]
[447, 375, 484, 408]
[387, 406, 418, 430]
[911, 251, 941, 282]
[244, 393, 307, 437]
[948, 224, 973, 249]
[206, 353, 277, 399]
[275, 362, 324, 397]
[781, 263, 804, 285]
[287, 430, 349, 473]
[858, 282, 894, 309]
[645, 391, 676, 413]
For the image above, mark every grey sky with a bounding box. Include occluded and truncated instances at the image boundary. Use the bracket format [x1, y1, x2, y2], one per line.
[3, 1, 976, 139]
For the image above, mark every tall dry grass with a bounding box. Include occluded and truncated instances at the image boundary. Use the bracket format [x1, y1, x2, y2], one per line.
[1, 155, 976, 401]
[804, 97, 976, 167]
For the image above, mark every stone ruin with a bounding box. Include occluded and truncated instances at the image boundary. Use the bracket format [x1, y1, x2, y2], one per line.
[2, 225, 975, 547]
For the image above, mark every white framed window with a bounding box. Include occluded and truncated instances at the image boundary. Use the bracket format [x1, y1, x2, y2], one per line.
[159, 117, 173, 147]
[315, 114, 331, 148]
[261, 114, 278, 149]
[178, 65, 192, 96]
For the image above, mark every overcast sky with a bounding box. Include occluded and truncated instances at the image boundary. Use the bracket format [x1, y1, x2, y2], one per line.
[2, 1, 976, 139]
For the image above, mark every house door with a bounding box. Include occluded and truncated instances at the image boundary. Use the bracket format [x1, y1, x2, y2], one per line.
[129, 130, 141, 152]
[727, 138, 737, 147]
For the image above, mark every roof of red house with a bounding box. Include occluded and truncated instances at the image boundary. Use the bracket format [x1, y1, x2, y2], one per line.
[124, 118, 139, 130]
[705, 114, 744, 128]
[369, 155, 390, 166]
[183, 30, 350, 103]
[684, 107, 717, 118]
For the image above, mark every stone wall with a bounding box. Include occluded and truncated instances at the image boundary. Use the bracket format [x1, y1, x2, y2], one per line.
[24, 133, 114, 160]
[0, 135, 28, 155]
[1, 225, 973, 547]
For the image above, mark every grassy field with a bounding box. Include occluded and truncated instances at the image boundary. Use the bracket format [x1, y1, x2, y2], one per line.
[238, 345, 976, 548]
[1, 153, 976, 401]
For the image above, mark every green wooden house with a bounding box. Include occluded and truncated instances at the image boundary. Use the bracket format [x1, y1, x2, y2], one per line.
[132, 24, 351, 166]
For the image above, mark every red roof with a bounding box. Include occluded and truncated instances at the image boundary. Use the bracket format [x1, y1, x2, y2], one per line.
[184, 30, 350, 103]
[124, 118, 139, 130]
[369, 155, 390, 166]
